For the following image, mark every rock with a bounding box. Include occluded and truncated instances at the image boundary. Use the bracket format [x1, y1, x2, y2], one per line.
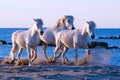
[88, 42, 108, 48]
[0, 40, 7, 44]
[7, 42, 12, 45]
[88, 42, 98, 48]
[109, 36, 117, 39]
[107, 46, 120, 49]
[118, 36, 120, 39]
[98, 36, 120, 39]
[99, 42, 108, 48]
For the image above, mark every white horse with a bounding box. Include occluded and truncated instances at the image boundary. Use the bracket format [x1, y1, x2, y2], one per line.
[53, 21, 96, 65]
[40, 15, 75, 61]
[10, 18, 44, 66]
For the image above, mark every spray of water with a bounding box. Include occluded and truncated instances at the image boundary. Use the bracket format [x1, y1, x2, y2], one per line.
[78, 47, 112, 65]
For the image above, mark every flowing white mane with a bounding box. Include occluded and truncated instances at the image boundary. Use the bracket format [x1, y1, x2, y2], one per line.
[52, 15, 74, 30]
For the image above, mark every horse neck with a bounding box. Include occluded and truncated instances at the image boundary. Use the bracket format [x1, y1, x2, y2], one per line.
[79, 26, 88, 38]
[29, 24, 38, 35]
[54, 26, 64, 32]
[53, 24, 67, 33]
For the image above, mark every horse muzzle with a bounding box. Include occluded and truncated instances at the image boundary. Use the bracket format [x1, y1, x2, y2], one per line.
[91, 35, 95, 39]
[40, 31, 44, 35]
[72, 27, 75, 30]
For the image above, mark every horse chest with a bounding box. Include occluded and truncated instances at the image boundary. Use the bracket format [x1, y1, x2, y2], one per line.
[26, 34, 40, 47]
[77, 36, 87, 48]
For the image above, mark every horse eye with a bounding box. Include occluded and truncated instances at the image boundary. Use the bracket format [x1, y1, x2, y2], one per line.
[89, 26, 92, 29]
[67, 20, 70, 23]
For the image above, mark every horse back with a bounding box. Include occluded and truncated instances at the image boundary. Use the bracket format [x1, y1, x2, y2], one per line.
[12, 30, 27, 48]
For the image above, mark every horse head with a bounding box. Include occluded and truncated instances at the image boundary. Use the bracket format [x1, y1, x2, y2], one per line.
[86, 21, 96, 39]
[61, 15, 75, 30]
[53, 15, 75, 31]
[34, 18, 44, 35]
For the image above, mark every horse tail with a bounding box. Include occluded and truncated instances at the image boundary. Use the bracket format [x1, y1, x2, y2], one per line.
[10, 32, 18, 60]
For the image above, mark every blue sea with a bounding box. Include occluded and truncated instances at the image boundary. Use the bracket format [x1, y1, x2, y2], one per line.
[0, 28, 120, 66]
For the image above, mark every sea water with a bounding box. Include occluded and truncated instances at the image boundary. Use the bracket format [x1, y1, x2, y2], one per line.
[0, 28, 120, 66]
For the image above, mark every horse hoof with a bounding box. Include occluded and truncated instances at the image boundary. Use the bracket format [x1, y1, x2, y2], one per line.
[62, 61, 66, 65]
[65, 58, 69, 62]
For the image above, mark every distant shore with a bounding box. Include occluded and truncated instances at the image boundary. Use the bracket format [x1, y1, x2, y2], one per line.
[0, 57, 120, 80]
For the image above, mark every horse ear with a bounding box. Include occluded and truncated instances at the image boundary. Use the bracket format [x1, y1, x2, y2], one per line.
[61, 16, 67, 23]
[33, 18, 37, 22]
[86, 21, 89, 24]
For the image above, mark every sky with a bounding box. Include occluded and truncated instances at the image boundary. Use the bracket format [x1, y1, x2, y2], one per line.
[0, 0, 120, 28]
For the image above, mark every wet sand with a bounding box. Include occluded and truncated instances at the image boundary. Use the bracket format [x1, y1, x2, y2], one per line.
[0, 57, 120, 80]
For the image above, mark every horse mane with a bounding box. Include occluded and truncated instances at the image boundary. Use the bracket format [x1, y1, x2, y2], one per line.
[52, 17, 67, 30]
[52, 19, 61, 30]
[52, 15, 74, 30]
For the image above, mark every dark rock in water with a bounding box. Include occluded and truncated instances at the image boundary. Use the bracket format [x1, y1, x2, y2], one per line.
[98, 37, 109, 39]
[88, 42, 108, 48]
[99, 42, 108, 48]
[118, 35, 120, 39]
[98, 36, 120, 39]
[88, 42, 98, 48]
[0, 40, 7, 44]
[7, 42, 12, 45]
[107, 46, 120, 49]
[109, 36, 117, 39]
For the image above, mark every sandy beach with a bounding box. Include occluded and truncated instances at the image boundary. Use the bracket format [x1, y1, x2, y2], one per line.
[0, 57, 120, 80]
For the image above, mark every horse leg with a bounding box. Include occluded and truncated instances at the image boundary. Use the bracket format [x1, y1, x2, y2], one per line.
[27, 47, 32, 66]
[53, 45, 61, 63]
[17, 48, 23, 60]
[56, 48, 68, 62]
[31, 48, 37, 62]
[31, 49, 34, 58]
[10, 41, 18, 60]
[42, 44, 48, 61]
[84, 49, 90, 64]
[61, 46, 68, 64]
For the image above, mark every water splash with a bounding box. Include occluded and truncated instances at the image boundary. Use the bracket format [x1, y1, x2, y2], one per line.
[78, 47, 112, 65]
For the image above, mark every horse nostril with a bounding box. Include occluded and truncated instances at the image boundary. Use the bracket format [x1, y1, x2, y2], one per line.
[40, 31, 44, 35]
[72, 27, 75, 30]
[91, 35, 95, 39]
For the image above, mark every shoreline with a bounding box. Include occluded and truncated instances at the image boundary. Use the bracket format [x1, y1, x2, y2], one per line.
[0, 58, 120, 80]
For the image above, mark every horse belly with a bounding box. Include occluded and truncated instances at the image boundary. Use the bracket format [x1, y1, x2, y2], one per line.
[61, 35, 74, 48]
[16, 35, 26, 48]
[17, 39, 26, 48]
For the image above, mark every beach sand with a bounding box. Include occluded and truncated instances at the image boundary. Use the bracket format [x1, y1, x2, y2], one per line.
[0, 57, 120, 80]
